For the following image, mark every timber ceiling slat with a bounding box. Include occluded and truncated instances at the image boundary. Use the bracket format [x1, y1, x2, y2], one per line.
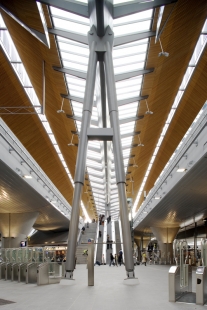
[127, 0, 207, 210]
[0, 0, 94, 218]
[0, 0, 207, 222]
[0, 32, 76, 214]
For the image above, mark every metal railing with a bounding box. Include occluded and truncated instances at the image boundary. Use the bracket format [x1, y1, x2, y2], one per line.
[134, 105, 207, 225]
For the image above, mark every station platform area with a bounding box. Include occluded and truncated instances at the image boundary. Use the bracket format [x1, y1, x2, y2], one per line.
[0, 264, 206, 310]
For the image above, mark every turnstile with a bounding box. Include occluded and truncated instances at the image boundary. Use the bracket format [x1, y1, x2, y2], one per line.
[196, 266, 207, 305]
[26, 263, 38, 284]
[37, 263, 61, 285]
[11, 263, 19, 281]
[0, 262, 6, 280]
[5, 263, 12, 280]
[18, 263, 27, 282]
[169, 265, 192, 302]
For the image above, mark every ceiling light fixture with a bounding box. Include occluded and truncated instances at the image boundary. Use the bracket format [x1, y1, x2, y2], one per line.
[138, 135, 144, 147]
[57, 98, 65, 113]
[133, 158, 138, 168]
[23, 175, 32, 179]
[145, 99, 153, 115]
[177, 168, 186, 172]
[68, 134, 75, 146]
[158, 38, 169, 57]
[154, 196, 161, 199]
[145, 100, 153, 115]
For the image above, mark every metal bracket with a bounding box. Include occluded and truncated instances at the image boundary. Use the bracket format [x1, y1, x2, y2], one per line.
[88, 25, 114, 52]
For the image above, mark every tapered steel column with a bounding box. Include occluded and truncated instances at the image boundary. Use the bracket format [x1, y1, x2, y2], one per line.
[65, 40, 97, 278]
[104, 41, 134, 275]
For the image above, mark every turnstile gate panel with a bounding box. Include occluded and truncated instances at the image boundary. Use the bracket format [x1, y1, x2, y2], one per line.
[26, 263, 38, 284]
[0, 263, 6, 280]
[5, 263, 12, 280]
[11, 264, 18, 281]
[169, 265, 192, 302]
[196, 266, 207, 305]
[18, 263, 27, 282]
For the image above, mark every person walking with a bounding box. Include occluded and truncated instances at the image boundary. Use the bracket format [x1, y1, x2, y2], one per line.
[109, 253, 114, 266]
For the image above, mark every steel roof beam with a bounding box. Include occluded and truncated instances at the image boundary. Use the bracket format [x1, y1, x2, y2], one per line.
[115, 68, 154, 82]
[113, 0, 178, 19]
[122, 144, 139, 150]
[53, 66, 86, 80]
[39, 0, 88, 18]
[119, 115, 144, 124]
[61, 94, 84, 103]
[48, 28, 88, 45]
[114, 31, 156, 47]
[87, 165, 103, 172]
[121, 131, 140, 139]
[87, 156, 102, 164]
[66, 114, 98, 126]
[118, 95, 148, 106]
[88, 146, 101, 154]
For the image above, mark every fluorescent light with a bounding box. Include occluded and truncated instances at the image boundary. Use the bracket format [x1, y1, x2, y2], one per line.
[154, 196, 160, 200]
[23, 175, 32, 179]
[177, 168, 186, 172]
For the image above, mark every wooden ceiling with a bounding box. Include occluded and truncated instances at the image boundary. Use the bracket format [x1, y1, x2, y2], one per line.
[0, 0, 207, 221]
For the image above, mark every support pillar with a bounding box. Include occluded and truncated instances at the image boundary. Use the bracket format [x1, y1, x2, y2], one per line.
[150, 227, 179, 264]
[104, 39, 134, 276]
[66, 24, 134, 279]
[0, 212, 39, 248]
[65, 40, 97, 279]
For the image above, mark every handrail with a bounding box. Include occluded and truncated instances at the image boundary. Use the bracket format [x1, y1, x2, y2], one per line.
[0, 119, 73, 218]
[94, 222, 99, 263]
[134, 107, 207, 225]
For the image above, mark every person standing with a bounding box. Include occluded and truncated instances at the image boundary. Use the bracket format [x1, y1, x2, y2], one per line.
[114, 254, 118, 267]
[119, 249, 123, 265]
[102, 254, 105, 265]
[142, 252, 147, 266]
[109, 253, 114, 266]
[118, 253, 122, 266]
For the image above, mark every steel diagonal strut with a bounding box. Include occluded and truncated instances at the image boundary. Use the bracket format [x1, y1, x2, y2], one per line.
[65, 24, 135, 280]
[65, 39, 98, 279]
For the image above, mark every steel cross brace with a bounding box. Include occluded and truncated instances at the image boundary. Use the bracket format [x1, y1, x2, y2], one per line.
[65, 26, 135, 280]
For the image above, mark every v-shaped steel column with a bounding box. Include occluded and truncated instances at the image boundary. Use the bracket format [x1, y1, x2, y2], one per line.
[65, 25, 135, 279]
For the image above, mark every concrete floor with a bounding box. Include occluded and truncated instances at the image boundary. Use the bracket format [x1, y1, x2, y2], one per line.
[0, 264, 206, 310]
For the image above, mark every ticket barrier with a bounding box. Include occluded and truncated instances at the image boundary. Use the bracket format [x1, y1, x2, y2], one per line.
[11, 263, 19, 281]
[169, 265, 192, 302]
[5, 263, 12, 281]
[37, 262, 62, 285]
[18, 263, 27, 282]
[0, 262, 6, 280]
[26, 263, 38, 284]
[196, 266, 207, 305]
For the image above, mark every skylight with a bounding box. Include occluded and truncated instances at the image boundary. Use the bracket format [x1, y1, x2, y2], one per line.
[0, 12, 90, 222]
[48, 5, 156, 220]
[132, 18, 207, 216]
